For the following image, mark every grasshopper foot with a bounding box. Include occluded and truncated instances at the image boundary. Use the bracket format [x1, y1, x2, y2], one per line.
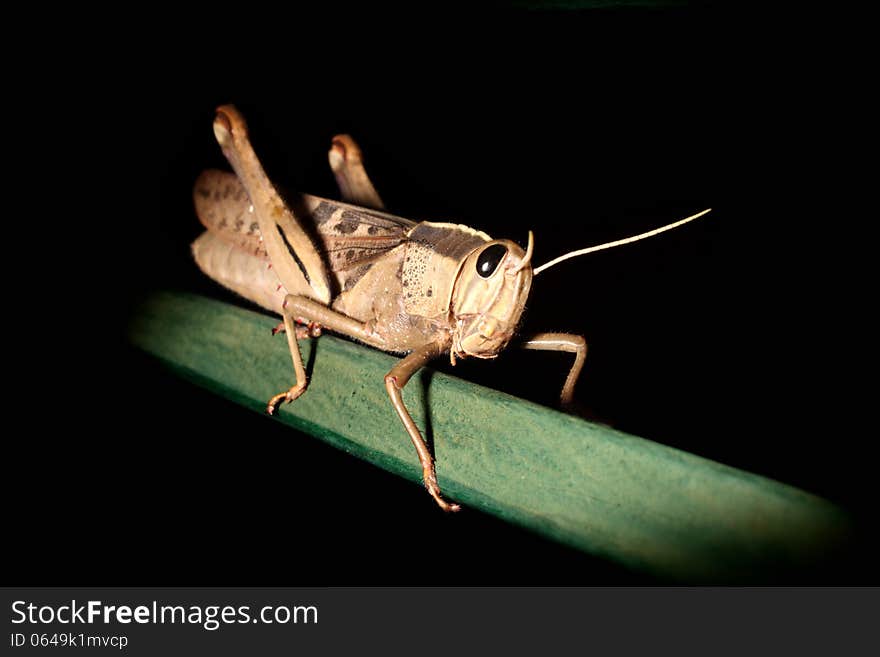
[295, 322, 322, 339]
[424, 468, 461, 512]
[273, 321, 322, 339]
[266, 384, 307, 415]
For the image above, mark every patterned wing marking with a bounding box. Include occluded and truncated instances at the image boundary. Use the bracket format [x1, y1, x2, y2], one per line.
[304, 198, 415, 273]
[193, 169, 267, 258]
[194, 172, 418, 295]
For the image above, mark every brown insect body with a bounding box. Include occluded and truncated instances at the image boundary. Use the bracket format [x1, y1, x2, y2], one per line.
[191, 105, 705, 511]
[193, 169, 531, 357]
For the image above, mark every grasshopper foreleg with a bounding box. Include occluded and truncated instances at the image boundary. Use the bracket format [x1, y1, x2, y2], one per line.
[384, 341, 460, 512]
[520, 333, 588, 405]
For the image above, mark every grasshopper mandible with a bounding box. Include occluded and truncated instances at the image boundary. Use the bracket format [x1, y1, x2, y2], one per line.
[192, 105, 710, 512]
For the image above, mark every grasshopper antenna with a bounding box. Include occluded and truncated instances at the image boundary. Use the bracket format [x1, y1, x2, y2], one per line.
[533, 208, 712, 276]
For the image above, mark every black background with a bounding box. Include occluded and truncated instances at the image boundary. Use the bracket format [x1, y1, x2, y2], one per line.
[8, 5, 872, 584]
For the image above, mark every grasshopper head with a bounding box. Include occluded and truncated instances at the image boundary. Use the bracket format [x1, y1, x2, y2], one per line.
[450, 233, 533, 360]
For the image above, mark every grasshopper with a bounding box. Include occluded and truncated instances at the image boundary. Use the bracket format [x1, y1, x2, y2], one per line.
[193, 105, 710, 512]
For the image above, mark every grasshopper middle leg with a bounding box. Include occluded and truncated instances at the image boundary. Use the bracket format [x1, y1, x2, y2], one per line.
[270, 297, 459, 511]
[384, 341, 460, 512]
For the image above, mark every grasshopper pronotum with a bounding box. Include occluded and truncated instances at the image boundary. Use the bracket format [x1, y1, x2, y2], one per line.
[193, 105, 710, 511]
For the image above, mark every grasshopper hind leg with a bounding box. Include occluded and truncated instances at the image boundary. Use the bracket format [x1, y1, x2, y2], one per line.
[328, 134, 385, 210]
[266, 309, 311, 415]
[269, 295, 459, 512]
[268, 294, 376, 415]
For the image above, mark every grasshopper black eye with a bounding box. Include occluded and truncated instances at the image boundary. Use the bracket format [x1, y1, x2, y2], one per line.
[476, 244, 508, 278]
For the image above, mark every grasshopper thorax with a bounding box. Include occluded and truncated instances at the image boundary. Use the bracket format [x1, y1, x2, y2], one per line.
[450, 237, 533, 361]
